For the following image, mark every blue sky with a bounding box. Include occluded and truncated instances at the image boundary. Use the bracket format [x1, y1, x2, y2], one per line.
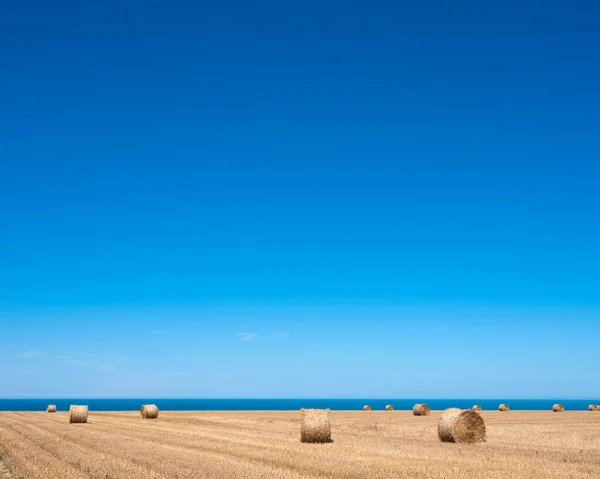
[1, 1, 599, 398]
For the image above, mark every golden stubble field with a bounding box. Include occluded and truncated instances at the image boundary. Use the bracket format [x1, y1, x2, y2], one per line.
[0, 410, 599, 478]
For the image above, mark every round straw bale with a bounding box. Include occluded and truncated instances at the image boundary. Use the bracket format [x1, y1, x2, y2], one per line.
[140, 404, 159, 419]
[552, 404, 564, 412]
[498, 404, 509, 411]
[363, 405, 371, 411]
[69, 405, 88, 424]
[385, 404, 394, 411]
[588, 404, 598, 411]
[413, 403, 430, 416]
[300, 408, 331, 443]
[46, 405, 57, 413]
[438, 408, 486, 443]
[472, 405, 482, 411]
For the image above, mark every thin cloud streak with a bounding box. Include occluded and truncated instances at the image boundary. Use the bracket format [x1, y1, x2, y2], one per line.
[236, 332, 257, 341]
[15, 351, 42, 359]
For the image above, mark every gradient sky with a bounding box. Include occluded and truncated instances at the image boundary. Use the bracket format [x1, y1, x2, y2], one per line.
[1, 1, 599, 398]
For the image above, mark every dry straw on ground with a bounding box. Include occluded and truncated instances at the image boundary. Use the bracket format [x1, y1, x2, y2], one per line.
[2, 411, 600, 479]
[472, 405, 482, 411]
[363, 405, 371, 411]
[413, 403, 430, 416]
[140, 404, 159, 419]
[46, 405, 56, 413]
[552, 404, 565, 412]
[438, 408, 486, 443]
[499, 404, 510, 411]
[69, 405, 88, 424]
[589, 405, 598, 411]
[385, 405, 394, 411]
[300, 408, 331, 443]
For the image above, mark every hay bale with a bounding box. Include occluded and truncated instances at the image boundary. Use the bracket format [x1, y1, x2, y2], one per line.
[438, 408, 486, 443]
[552, 404, 564, 412]
[498, 404, 509, 411]
[140, 404, 159, 419]
[69, 405, 88, 424]
[46, 405, 56, 413]
[300, 408, 331, 443]
[385, 404, 394, 411]
[472, 405, 482, 411]
[588, 404, 598, 411]
[412, 403, 430, 416]
[363, 405, 371, 411]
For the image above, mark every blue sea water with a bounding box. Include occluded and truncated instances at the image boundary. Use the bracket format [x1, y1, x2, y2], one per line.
[0, 399, 597, 412]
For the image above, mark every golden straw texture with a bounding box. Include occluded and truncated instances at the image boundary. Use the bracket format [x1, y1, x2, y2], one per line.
[69, 405, 88, 424]
[413, 404, 430, 416]
[300, 408, 332, 443]
[438, 408, 486, 443]
[140, 404, 159, 419]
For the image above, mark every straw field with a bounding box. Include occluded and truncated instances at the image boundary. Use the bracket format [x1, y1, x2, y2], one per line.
[1, 410, 599, 478]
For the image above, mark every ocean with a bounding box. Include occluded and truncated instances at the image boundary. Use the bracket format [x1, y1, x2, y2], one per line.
[0, 398, 597, 412]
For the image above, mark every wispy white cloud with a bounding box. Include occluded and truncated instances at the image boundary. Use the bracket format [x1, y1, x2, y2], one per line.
[16, 351, 42, 359]
[236, 332, 257, 341]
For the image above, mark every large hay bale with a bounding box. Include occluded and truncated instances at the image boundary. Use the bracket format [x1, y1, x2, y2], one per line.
[140, 404, 159, 419]
[300, 408, 331, 443]
[552, 404, 564, 412]
[363, 405, 371, 411]
[46, 405, 57, 413]
[385, 404, 394, 411]
[413, 403, 430, 416]
[589, 404, 598, 411]
[438, 408, 486, 443]
[69, 405, 88, 424]
[472, 405, 482, 411]
[498, 404, 509, 411]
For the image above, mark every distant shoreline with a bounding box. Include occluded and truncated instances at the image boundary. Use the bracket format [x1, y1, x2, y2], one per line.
[1, 398, 598, 412]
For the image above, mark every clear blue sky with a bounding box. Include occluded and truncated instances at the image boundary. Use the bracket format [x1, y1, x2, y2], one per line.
[1, 1, 599, 399]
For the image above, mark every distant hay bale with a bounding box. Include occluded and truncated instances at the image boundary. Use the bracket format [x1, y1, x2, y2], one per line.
[69, 405, 88, 424]
[438, 408, 486, 443]
[46, 405, 56, 413]
[552, 404, 564, 412]
[385, 404, 394, 411]
[499, 404, 509, 412]
[472, 405, 482, 411]
[363, 405, 371, 411]
[140, 404, 159, 419]
[300, 408, 331, 443]
[589, 405, 598, 411]
[412, 403, 430, 416]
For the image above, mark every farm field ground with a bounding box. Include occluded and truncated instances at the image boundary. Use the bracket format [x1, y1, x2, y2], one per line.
[1, 410, 599, 478]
